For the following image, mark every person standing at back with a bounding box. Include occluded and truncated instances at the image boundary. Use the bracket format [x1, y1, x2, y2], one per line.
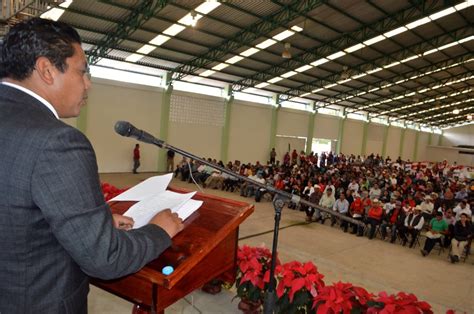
[133, 143, 140, 173]
[0, 17, 183, 314]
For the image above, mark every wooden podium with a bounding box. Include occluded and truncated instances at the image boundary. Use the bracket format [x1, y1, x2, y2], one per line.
[91, 186, 254, 313]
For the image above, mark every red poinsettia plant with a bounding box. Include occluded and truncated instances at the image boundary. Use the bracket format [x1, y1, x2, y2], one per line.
[366, 291, 433, 314]
[235, 245, 278, 308]
[273, 260, 325, 313]
[101, 182, 128, 201]
[312, 281, 373, 314]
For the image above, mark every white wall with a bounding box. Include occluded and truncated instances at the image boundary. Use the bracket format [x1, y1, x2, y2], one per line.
[416, 132, 429, 161]
[76, 78, 474, 172]
[313, 114, 339, 140]
[386, 126, 401, 160]
[402, 130, 416, 161]
[442, 124, 474, 147]
[342, 119, 364, 156]
[85, 78, 163, 172]
[228, 100, 272, 164]
[366, 123, 385, 156]
[168, 91, 223, 164]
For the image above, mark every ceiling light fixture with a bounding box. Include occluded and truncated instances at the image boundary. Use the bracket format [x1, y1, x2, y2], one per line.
[467, 114, 472, 120]
[452, 109, 460, 114]
[282, 43, 292, 59]
[190, 11, 198, 27]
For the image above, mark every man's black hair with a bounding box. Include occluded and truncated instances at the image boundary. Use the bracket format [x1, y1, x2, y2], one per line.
[0, 17, 81, 80]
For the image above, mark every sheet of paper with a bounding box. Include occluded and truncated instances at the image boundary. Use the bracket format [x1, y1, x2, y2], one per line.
[124, 190, 196, 229]
[174, 199, 203, 220]
[110, 173, 173, 201]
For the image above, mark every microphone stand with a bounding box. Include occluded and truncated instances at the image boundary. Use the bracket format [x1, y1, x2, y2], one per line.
[135, 137, 364, 314]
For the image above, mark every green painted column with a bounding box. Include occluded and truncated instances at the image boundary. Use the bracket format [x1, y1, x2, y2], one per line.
[361, 120, 369, 156]
[336, 109, 346, 155]
[413, 130, 419, 161]
[306, 109, 316, 155]
[158, 72, 173, 172]
[220, 85, 234, 163]
[399, 126, 406, 159]
[381, 124, 389, 158]
[77, 105, 88, 134]
[438, 131, 443, 146]
[269, 94, 280, 153]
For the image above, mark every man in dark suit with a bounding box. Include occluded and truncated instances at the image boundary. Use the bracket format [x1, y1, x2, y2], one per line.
[0, 18, 183, 313]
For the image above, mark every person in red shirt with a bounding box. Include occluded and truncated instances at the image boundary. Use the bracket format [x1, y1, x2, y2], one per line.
[366, 199, 383, 239]
[133, 144, 140, 174]
[350, 194, 365, 235]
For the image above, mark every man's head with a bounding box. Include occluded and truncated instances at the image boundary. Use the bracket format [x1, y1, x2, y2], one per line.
[326, 188, 332, 195]
[435, 211, 443, 220]
[1, 18, 91, 118]
[339, 192, 345, 200]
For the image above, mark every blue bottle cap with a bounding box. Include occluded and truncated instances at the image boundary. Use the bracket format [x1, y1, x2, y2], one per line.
[162, 266, 174, 275]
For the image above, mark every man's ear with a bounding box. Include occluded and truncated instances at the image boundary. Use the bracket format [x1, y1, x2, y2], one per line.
[34, 57, 57, 85]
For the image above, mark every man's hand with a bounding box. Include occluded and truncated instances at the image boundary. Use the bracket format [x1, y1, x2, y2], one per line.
[112, 214, 134, 231]
[149, 209, 184, 238]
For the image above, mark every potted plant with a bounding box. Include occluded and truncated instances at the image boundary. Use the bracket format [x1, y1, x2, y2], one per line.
[274, 261, 325, 313]
[312, 281, 372, 314]
[366, 291, 433, 314]
[235, 245, 277, 313]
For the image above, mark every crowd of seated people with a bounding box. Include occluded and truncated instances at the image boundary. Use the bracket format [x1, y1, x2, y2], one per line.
[174, 151, 473, 263]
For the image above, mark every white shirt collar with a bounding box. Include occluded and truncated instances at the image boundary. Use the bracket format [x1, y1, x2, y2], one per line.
[1, 81, 59, 119]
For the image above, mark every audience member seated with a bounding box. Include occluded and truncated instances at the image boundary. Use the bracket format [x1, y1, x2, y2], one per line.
[449, 213, 472, 263]
[421, 211, 449, 256]
[453, 200, 471, 221]
[350, 194, 365, 236]
[365, 198, 383, 239]
[317, 188, 335, 224]
[399, 206, 425, 248]
[305, 185, 322, 222]
[332, 192, 349, 232]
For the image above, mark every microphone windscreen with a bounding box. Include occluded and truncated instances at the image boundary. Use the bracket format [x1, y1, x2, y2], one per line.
[114, 121, 132, 137]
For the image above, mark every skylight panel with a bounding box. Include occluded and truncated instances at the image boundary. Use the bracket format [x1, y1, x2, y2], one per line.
[256, 39, 276, 49]
[327, 51, 346, 60]
[311, 58, 329, 66]
[295, 65, 313, 72]
[344, 43, 366, 53]
[212, 63, 229, 71]
[281, 71, 297, 78]
[226, 56, 244, 64]
[384, 26, 408, 38]
[136, 45, 155, 55]
[255, 82, 270, 88]
[240, 48, 260, 57]
[163, 24, 186, 36]
[195, 1, 221, 14]
[149, 34, 170, 46]
[268, 77, 283, 84]
[363, 35, 385, 46]
[272, 30, 295, 41]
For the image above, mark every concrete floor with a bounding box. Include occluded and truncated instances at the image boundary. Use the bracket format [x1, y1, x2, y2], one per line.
[89, 172, 473, 313]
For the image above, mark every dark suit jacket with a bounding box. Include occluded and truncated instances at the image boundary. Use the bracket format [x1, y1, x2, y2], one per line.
[0, 84, 171, 313]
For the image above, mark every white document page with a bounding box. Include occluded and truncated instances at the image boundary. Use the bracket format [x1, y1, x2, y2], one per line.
[173, 199, 203, 220]
[110, 173, 173, 201]
[124, 190, 196, 229]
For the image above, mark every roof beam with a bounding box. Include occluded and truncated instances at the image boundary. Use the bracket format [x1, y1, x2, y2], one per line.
[279, 25, 473, 102]
[88, 0, 169, 65]
[170, 0, 327, 81]
[327, 53, 473, 109]
[232, 0, 459, 93]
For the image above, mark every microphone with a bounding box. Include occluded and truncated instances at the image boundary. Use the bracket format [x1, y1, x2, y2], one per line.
[114, 121, 164, 147]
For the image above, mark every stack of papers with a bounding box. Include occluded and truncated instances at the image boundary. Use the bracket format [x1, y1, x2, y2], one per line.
[110, 173, 203, 229]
